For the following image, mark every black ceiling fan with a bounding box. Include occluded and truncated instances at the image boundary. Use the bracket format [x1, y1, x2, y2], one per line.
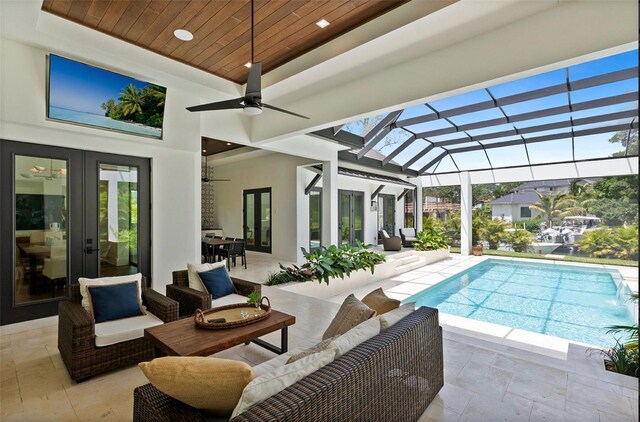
[202, 155, 230, 183]
[186, 0, 309, 119]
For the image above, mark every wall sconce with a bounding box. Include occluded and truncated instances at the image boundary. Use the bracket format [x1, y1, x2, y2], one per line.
[370, 200, 378, 212]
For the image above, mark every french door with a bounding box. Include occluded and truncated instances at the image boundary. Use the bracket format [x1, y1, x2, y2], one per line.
[243, 188, 271, 253]
[0, 140, 150, 325]
[377, 194, 396, 240]
[338, 190, 364, 246]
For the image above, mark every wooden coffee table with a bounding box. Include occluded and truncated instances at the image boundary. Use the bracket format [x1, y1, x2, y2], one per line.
[144, 309, 295, 357]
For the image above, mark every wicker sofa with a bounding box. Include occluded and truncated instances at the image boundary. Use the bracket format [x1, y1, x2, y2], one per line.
[58, 281, 179, 382]
[166, 270, 262, 318]
[133, 306, 443, 421]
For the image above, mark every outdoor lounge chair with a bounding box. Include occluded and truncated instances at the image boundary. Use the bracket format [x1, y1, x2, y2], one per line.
[399, 227, 418, 247]
[378, 230, 402, 251]
[166, 270, 261, 318]
[57, 280, 179, 382]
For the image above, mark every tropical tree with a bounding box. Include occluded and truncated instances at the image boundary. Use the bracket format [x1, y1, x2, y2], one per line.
[118, 84, 144, 118]
[568, 180, 596, 215]
[100, 98, 116, 116]
[610, 128, 638, 157]
[483, 218, 508, 249]
[529, 191, 576, 228]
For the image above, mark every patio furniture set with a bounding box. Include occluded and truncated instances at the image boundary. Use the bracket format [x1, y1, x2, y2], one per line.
[202, 235, 247, 269]
[379, 227, 418, 251]
[56, 258, 443, 420]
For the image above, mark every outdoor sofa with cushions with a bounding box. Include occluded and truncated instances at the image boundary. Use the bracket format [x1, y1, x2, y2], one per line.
[58, 276, 179, 382]
[167, 268, 262, 318]
[399, 227, 418, 247]
[133, 306, 443, 421]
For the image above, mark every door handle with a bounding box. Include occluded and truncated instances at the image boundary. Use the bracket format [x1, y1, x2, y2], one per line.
[84, 246, 99, 254]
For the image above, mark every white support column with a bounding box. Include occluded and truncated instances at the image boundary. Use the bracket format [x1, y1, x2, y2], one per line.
[321, 158, 338, 247]
[460, 171, 472, 255]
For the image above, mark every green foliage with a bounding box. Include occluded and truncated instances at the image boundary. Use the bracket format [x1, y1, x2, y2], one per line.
[265, 270, 299, 286]
[577, 226, 639, 261]
[443, 211, 461, 245]
[424, 183, 520, 206]
[599, 339, 639, 377]
[484, 219, 508, 249]
[506, 229, 533, 253]
[590, 176, 638, 226]
[607, 292, 639, 351]
[449, 247, 639, 266]
[511, 219, 541, 233]
[529, 191, 576, 228]
[423, 215, 445, 232]
[101, 84, 166, 128]
[268, 242, 386, 286]
[246, 291, 260, 305]
[610, 128, 638, 157]
[414, 228, 449, 251]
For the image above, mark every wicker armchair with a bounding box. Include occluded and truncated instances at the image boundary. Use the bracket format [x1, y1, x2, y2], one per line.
[57, 280, 179, 382]
[378, 230, 402, 251]
[399, 228, 418, 247]
[166, 270, 262, 318]
[133, 306, 443, 421]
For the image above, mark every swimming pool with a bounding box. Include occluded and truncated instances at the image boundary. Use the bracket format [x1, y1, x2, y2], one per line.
[405, 259, 635, 347]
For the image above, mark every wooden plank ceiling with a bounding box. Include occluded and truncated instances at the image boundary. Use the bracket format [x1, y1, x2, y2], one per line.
[41, 0, 410, 84]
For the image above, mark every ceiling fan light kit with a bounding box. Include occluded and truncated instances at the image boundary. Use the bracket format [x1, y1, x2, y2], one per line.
[187, 0, 309, 120]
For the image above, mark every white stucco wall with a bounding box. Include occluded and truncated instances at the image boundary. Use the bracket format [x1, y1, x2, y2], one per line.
[1, 38, 202, 293]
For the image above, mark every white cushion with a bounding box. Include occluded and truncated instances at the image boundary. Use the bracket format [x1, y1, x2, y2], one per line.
[231, 348, 336, 418]
[379, 303, 416, 331]
[381, 230, 390, 238]
[94, 312, 163, 347]
[78, 273, 143, 314]
[250, 337, 319, 378]
[402, 228, 416, 237]
[330, 316, 380, 358]
[211, 293, 246, 307]
[187, 261, 227, 293]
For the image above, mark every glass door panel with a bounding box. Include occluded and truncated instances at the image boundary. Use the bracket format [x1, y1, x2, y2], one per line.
[98, 164, 139, 277]
[244, 193, 256, 247]
[14, 155, 69, 303]
[260, 192, 271, 249]
[339, 191, 350, 245]
[378, 194, 395, 237]
[353, 192, 364, 243]
[309, 189, 321, 250]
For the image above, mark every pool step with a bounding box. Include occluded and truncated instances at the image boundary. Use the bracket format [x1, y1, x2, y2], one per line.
[392, 254, 424, 273]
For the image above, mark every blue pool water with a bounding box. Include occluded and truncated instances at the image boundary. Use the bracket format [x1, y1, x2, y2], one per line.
[406, 259, 635, 347]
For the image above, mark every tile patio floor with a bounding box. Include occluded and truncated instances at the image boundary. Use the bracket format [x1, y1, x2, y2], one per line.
[1, 254, 638, 421]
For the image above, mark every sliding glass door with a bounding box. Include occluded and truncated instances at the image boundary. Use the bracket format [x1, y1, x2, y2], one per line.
[378, 194, 396, 239]
[0, 140, 150, 325]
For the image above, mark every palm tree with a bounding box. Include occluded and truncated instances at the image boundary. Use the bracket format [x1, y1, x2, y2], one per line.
[100, 98, 116, 116]
[118, 84, 144, 118]
[529, 191, 576, 228]
[568, 179, 596, 215]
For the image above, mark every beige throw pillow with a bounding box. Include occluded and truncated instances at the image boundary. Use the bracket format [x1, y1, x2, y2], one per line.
[322, 294, 376, 340]
[361, 288, 401, 315]
[78, 273, 143, 314]
[186, 261, 226, 293]
[379, 302, 416, 331]
[285, 336, 338, 364]
[231, 348, 335, 418]
[139, 357, 254, 417]
[330, 316, 380, 358]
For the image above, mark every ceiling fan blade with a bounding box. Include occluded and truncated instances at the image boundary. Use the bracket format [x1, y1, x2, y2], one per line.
[262, 103, 310, 119]
[245, 62, 262, 100]
[187, 97, 244, 112]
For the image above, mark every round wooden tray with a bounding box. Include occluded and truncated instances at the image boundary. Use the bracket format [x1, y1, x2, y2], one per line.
[194, 297, 271, 329]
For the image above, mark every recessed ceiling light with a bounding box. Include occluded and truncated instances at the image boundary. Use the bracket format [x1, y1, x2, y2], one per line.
[316, 19, 330, 29]
[244, 62, 252, 68]
[174, 29, 193, 41]
[202, 149, 206, 152]
[226, 143, 232, 146]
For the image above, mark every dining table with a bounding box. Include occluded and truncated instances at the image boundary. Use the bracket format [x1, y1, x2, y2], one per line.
[201, 238, 242, 264]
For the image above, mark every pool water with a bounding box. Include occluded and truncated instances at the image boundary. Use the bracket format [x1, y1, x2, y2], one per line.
[406, 259, 635, 347]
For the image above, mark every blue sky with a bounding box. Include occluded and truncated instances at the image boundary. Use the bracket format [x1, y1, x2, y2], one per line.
[49, 55, 154, 115]
[344, 49, 638, 172]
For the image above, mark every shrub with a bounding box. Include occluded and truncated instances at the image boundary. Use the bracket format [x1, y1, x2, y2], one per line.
[600, 339, 639, 377]
[414, 228, 449, 251]
[511, 219, 542, 233]
[483, 219, 508, 249]
[577, 226, 639, 261]
[268, 242, 387, 286]
[506, 229, 533, 253]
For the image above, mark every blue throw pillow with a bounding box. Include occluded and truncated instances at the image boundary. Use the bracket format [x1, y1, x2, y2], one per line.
[198, 267, 236, 299]
[87, 281, 145, 323]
